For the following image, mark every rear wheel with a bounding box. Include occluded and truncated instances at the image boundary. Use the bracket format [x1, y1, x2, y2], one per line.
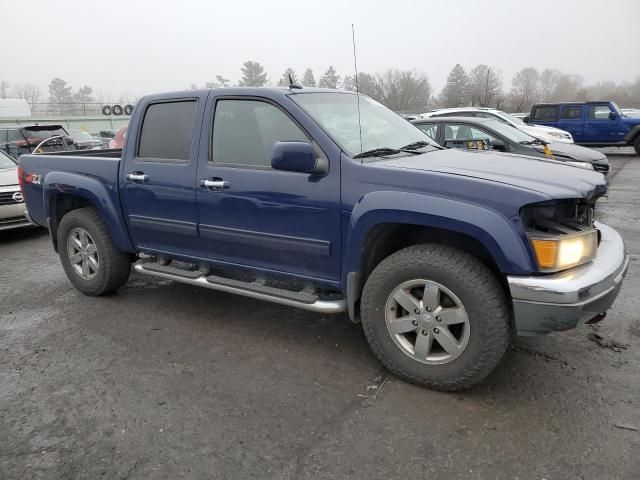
[360, 244, 510, 391]
[57, 207, 131, 295]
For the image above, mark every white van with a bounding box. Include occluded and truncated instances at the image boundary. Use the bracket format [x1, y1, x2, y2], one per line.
[0, 99, 31, 118]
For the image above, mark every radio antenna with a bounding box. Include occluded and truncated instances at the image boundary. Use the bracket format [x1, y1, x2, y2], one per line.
[352, 23, 363, 154]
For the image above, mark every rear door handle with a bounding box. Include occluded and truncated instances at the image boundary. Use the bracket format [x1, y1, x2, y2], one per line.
[126, 172, 149, 183]
[201, 178, 230, 190]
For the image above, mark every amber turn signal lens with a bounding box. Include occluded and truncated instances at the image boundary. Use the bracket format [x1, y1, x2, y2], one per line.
[531, 239, 558, 269]
[529, 229, 598, 272]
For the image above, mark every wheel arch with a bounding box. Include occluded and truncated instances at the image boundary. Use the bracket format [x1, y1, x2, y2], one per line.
[44, 172, 134, 253]
[343, 192, 535, 322]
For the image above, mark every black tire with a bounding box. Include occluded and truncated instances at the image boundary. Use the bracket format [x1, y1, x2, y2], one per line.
[124, 104, 134, 116]
[634, 136, 640, 156]
[57, 207, 131, 296]
[360, 244, 510, 391]
[101, 105, 111, 116]
[111, 104, 123, 116]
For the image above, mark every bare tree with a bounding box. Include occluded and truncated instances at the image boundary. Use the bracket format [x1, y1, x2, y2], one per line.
[539, 69, 562, 102]
[376, 69, 431, 112]
[509, 67, 540, 112]
[12, 84, 41, 106]
[0, 80, 9, 99]
[468, 65, 503, 107]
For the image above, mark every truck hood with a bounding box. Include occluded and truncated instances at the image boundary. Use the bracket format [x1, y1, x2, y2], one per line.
[532, 142, 607, 162]
[0, 167, 19, 186]
[375, 149, 607, 200]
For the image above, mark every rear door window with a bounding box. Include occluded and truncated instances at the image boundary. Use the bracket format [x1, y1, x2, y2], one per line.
[532, 106, 559, 122]
[560, 105, 583, 120]
[138, 100, 197, 162]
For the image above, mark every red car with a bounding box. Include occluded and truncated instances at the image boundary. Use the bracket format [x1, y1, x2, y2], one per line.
[108, 126, 127, 149]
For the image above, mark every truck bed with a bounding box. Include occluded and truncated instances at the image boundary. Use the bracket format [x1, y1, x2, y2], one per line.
[19, 151, 123, 229]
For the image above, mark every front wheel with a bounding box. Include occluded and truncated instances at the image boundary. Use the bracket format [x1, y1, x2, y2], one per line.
[634, 136, 640, 156]
[360, 244, 511, 391]
[57, 207, 132, 296]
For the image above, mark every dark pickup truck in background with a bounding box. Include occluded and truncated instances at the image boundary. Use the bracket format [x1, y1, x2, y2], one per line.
[18, 87, 629, 391]
[526, 101, 640, 154]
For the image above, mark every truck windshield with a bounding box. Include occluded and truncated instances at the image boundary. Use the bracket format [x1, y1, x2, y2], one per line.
[292, 92, 436, 158]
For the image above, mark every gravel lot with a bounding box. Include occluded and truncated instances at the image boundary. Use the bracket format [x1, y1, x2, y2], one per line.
[1, 151, 639, 480]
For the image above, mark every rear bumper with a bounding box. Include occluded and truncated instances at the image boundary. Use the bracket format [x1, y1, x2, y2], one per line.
[507, 222, 629, 336]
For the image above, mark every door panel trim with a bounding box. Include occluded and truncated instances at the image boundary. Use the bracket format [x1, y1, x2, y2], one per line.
[199, 224, 331, 256]
[129, 214, 197, 235]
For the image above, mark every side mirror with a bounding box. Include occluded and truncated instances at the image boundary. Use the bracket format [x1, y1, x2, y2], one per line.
[523, 116, 530, 124]
[271, 141, 328, 175]
[608, 111, 617, 120]
[490, 139, 507, 151]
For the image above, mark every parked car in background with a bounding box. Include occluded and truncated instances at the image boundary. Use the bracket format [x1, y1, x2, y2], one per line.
[92, 129, 118, 148]
[412, 116, 609, 174]
[621, 108, 640, 118]
[421, 107, 575, 143]
[0, 124, 76, 159]
[0, 150, 31, 231]
[108, 126, 127, 149]
[69, 129, 103, 150]
[19, 87, 628, 391]
[527, 102, 640, 154]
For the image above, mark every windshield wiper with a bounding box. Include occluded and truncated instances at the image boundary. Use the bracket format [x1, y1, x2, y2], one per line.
[353, 147, 402, 159]
[399, 140, 432, 150]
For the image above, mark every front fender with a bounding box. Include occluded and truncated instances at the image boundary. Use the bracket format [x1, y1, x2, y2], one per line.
[44, 171, 134, 252]
[343, 191, 536, 283]
[623, 124, 640, 143]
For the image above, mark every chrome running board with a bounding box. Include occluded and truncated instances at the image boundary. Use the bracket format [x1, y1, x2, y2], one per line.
[133, 261, 346, 314]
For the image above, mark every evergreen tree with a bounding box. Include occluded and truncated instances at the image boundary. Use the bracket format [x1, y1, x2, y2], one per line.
[277, 68, 298, 86]
[318, 66, 340, 89]
[441, 64, 469, 107]
[238, 61, 267, 87]
[301, 68, 316, 87]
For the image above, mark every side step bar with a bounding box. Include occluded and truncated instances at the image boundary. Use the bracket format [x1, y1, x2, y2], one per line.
[134, 262, 347, 314]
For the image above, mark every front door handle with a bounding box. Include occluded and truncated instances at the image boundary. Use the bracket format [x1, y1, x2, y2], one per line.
[126, 172, 149, 183]
[201, 178, 230, 190]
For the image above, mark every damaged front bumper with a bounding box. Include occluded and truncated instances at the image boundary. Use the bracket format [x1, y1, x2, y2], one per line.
[507, 222, 629, 336]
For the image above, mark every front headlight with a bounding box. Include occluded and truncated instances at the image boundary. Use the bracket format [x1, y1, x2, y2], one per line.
[564, 161, 594, 170]
[529, 229, 598, 272]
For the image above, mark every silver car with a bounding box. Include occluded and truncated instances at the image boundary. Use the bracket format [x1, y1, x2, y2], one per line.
[0, 150, 31, 231]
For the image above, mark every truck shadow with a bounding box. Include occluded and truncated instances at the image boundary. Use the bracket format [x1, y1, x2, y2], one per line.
[0, 226, 47, 245]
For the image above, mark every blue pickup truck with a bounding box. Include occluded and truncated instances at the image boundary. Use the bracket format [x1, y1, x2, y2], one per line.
[18, 88, 629, 391]
[526, 101, 640, 154]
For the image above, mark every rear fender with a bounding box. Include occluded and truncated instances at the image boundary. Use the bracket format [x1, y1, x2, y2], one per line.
[43, 171, 134, 252]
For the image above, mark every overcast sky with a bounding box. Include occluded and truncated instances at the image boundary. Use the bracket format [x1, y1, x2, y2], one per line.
[1, 0, 639, 99]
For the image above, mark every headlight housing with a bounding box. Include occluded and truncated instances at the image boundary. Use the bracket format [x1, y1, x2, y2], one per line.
[564, 161, 594, 170]
[521, 199, 600, 272]
[529, 229, 598, 272]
